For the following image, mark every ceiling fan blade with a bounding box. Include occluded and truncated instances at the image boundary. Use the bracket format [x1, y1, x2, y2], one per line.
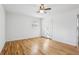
[45, 8, 51, 10]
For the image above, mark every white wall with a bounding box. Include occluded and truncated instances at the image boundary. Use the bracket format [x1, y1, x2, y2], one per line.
[42, 8, 79, 46]
[53, 9, 79, 46]
[6, 12, 40, 41]
[0, 5, 5, 52]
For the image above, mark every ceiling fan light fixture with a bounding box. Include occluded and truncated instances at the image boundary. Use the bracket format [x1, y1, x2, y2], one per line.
[37, 4, 51, 14]
[39, 10, 44, 13]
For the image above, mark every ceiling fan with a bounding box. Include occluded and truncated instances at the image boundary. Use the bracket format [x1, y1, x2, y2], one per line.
[37, 4, 51, 13]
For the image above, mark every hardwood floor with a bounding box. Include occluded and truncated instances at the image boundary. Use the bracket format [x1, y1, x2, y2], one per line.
[1, 37, 79, 55]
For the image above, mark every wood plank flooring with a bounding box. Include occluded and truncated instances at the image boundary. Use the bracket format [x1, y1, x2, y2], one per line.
[1, 37, 79, 55]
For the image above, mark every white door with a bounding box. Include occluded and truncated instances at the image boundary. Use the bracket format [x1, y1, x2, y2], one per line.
[77, 15, 79, 47]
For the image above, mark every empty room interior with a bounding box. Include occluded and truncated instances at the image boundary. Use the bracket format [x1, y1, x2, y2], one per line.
[0, 4, 79, 55]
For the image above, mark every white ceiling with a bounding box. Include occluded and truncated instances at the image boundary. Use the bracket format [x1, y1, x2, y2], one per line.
[3, 4, 79, 18]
